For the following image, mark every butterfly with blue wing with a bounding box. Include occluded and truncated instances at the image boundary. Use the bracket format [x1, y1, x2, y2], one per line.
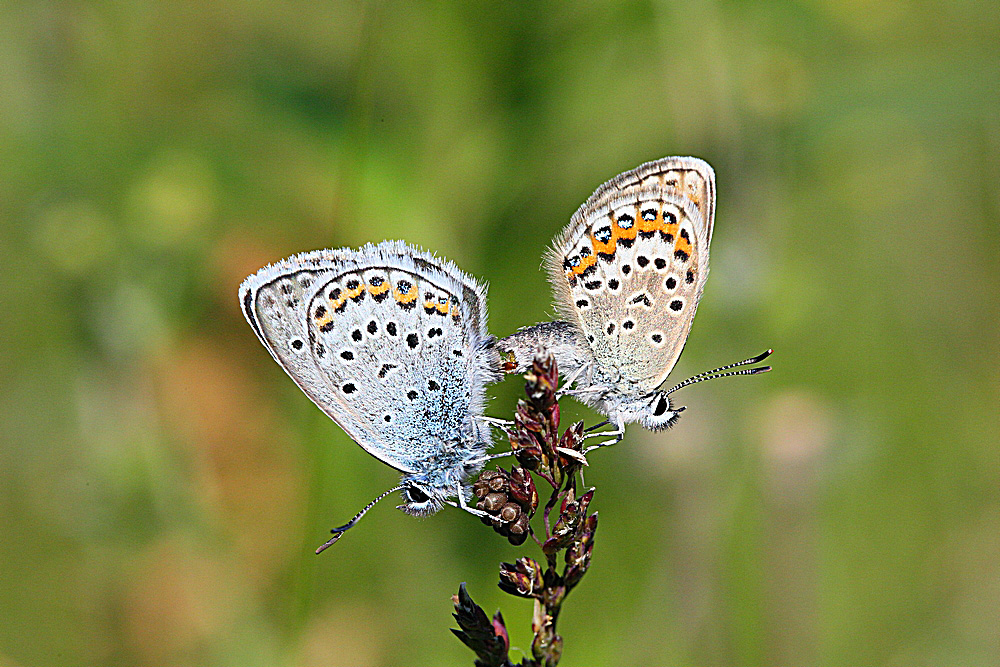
[240, 240, 506, 551]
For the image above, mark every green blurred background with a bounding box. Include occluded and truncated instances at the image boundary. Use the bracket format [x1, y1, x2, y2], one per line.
[2, 2, 998, 666]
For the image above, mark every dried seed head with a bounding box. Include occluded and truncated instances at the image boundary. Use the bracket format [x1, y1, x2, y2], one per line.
[500, 502, 521, 522]
[507, 530, 528, 546]
[482, 492, 508, 512]
[509, 513, 531, 535]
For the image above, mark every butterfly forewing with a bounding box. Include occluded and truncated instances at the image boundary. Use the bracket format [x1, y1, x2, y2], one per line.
[546, 157, 715, 393]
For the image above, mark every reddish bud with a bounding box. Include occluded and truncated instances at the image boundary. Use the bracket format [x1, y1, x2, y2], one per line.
[498, 557, 544, 598]
[491, 611, 510, 652]
[508, 466, 539, 514]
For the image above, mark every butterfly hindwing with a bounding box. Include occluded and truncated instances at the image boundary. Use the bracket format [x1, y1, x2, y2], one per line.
[582, 156, 715, 245]
[545, 157, 715, 393]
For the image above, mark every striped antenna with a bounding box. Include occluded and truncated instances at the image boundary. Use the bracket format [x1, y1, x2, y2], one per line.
[315, 484, 404, 554]
[664, 349, 773, 396]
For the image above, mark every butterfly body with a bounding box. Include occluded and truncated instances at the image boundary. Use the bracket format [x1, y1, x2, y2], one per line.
[240, 240, 502, 516]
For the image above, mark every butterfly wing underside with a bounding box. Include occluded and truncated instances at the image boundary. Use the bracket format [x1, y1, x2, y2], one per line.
[545, 157, 715, 393]
[240, 241, 499, 473]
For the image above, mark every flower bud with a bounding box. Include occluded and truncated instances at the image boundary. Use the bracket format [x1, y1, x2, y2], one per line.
[498, 557, 544, 598]
[507, 530, 528, 546]
[564, 513, 598, 588]
[509, 513, 531, 535]
[500, 502, 521, 522]
[531, 626, 562, 665]
[482, 492, 507, 512]
[558, 420, 584, 452]
[508, 466, 538, 514]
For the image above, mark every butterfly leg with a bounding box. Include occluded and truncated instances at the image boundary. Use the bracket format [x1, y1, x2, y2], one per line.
[560, 383, 608, 401]
[581, 419, 625, 456]
[585, 419, 611, 433]
[467, 450, 516, 466]
[455, 486, 496, 520]
[477, 416, 515, 434]
[555, 363, 591, 398]
[582, 418, 621, 441]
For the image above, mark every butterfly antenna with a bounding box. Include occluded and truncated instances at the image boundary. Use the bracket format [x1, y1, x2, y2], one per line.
[315, 484, 404, 554]
[664, 349, 773, 396]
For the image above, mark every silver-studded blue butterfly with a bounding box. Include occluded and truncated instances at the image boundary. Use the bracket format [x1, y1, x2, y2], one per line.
[500, 157, 771, 447]
[240, 240, 503, 551]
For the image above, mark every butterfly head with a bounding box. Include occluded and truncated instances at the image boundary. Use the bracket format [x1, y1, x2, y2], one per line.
[615, 391, 685, 431]
[398, 456, 477, 516]
[397, 482, 447, 516]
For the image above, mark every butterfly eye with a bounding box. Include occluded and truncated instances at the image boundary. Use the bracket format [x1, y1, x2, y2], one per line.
[652, 395, 669, 417]
[405, 487, 430, 504]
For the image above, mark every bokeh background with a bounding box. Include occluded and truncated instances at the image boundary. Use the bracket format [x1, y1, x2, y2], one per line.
[2, 2, 998, 666]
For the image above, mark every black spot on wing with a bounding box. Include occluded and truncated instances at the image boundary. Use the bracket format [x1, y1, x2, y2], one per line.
[630, 293, 652, 307]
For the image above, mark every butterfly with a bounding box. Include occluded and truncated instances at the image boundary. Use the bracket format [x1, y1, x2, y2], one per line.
[239, 240, 504, 551]
[500, 157, 771, 443]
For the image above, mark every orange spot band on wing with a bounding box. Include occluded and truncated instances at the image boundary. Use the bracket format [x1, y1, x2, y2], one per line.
[614, 213, 638, 242]
[367, 282, 390, 297]
[393, 284, 418, 304]
[664, 219, 679, 237]
[592, 225, 616, 257]
[638, 210, 661, 235]
[570, 254, 597, 276]
[328, 293, 347, 312]
[674, 235, 692, 256]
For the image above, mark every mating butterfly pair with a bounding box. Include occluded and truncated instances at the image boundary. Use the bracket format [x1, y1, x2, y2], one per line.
[239, 157, 770, 549]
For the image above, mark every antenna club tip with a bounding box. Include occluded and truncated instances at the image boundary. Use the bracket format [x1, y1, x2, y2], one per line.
[753, 348, 774, 362]
[315, 531, 346, 554]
